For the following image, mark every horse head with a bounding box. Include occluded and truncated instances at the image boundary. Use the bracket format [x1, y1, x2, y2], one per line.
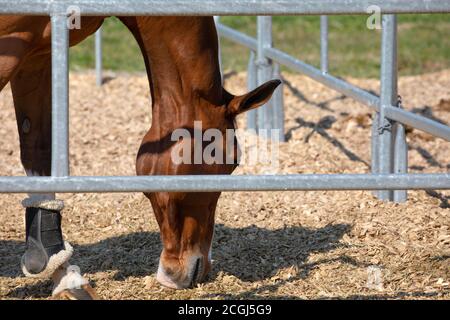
[119, 16, 279, 289]
[135, 77, 280, 289]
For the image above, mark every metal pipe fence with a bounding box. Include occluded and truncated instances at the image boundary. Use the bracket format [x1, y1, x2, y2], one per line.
[215, 19, 450, 142]
[95, 26, 103, 86]
[211, 8, 449, 203]
[2, 0, 450, 16]
[377, 14, 397, 201]
[51, 13, 70, 178]
[0, 174, 449, 193]
[0, 0, 449, 204]
[320, 15, 328, 74]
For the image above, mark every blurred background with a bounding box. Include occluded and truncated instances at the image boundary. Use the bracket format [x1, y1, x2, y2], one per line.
[69, 15, 449, 78]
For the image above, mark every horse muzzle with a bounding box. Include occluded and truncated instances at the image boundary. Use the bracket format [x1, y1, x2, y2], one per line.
[156, 254, 209, 289]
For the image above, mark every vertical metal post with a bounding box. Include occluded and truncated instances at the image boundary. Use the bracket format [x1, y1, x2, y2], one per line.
[272, 63, 285, 142]
[256, 16, 274, 134]
[214, 16, 224, 85]
[393, 100, 408, 202]
[247, 50, 257, 131]
[371, 112, 380, 198]
[51, 14, 70, 177]
[320, 15, 329, 74]
[377, 14, 398, 201]
[95, 26, 103, 86]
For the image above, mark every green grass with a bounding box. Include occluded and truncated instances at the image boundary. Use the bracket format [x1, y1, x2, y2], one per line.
[70, 17, 144, 72]
[69, 15, 450, 78]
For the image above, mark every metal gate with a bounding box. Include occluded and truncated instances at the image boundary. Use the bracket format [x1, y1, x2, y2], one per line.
[0, 0, 449, 204]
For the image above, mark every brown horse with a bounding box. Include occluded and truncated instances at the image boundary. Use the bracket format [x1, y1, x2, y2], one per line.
[0, 15, 279, 298]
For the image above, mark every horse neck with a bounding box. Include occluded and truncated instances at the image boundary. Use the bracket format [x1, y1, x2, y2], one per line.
[145, 18, 225, 135]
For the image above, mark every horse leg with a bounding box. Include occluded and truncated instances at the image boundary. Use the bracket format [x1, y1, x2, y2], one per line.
[10, 53, 98, 300]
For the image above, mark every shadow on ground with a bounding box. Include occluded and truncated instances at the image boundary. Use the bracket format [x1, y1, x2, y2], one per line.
[1, 223, 351, 299]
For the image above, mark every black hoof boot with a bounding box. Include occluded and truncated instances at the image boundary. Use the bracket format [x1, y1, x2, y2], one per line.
[23, 207, 65, 275]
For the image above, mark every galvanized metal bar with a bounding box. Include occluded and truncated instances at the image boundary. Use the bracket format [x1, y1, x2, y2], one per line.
[214, 16, 224, 85]
[247, 50, 258, 131]
[215, 22, 450, 140]
[2, 0, 448, 200]
[383, 106, 450, 141]
[371, 113, 380, 175]
[95, 26, 103, 86]
[216, 23, 450, 141]
[264, 46, 379, 106]
[257, 16, 274, 133]
[320, 15, 329, 73]
[262, 46, 450, 141]
[1, 0, 449, 16]
[0, 174, 449, 193]
[393, 121, 408, 202]
[216, 22, 258, 51]
[371, 112, 380, 198]
[272, 63, 285, 142]
[393, 97, 408, 202]
[377, 14, 398, 201]
[51, 14, 70, 177]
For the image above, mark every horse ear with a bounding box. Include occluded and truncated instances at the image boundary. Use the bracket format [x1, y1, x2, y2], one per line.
[227, 79, 281, 115]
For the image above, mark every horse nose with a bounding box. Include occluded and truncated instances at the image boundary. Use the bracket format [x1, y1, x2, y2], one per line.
[156, 254, 208, 289]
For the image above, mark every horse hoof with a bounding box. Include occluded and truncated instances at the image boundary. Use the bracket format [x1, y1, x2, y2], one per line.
[52, 284, 100, 300]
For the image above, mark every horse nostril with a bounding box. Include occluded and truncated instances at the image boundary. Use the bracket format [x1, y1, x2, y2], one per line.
[190, 257, 202, 287]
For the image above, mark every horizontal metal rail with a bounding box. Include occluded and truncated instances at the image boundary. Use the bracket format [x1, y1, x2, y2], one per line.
[0, 174, 449, 193]
[264, 46, 450, 141]
[0, 0, 449, 16]
[216, 23, 450, 141]
[216, 23, 257, 51]
[0, 1, 448, 197]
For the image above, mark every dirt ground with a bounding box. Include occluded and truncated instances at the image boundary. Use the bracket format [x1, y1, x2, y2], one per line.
[0, 69, 448, 300]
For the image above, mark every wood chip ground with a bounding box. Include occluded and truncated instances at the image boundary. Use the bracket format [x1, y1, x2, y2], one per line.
[0, 70, 448, 300]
